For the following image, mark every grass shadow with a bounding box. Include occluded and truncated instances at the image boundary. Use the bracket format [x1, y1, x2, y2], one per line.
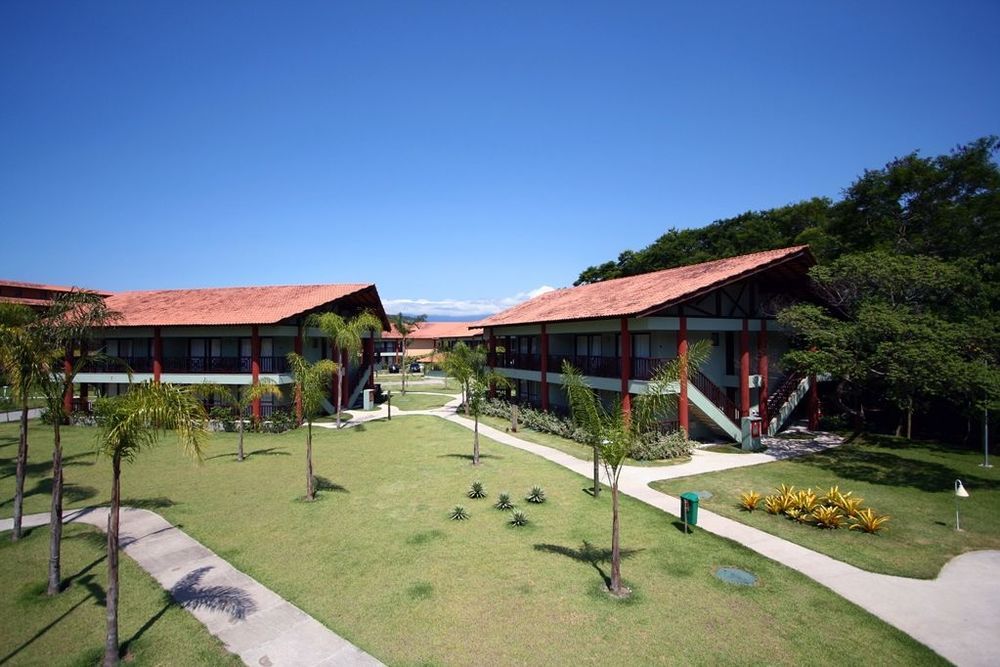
[438, 453, 504, 461]
[0, 479, 99, 508]
[118, 497, 176, 511]
[534, 541, 642, 589]
[0, 451, 96, 481]
[314, 476, 349, 494]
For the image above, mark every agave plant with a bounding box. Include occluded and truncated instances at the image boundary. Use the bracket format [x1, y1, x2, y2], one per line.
[811, 505, 846, 529]
[738, 490, 762, 512]
[509, 510, 529, 526]
[795, 489, 819, 513]
[838, 495, 865, 517]
[820, 485, 844, 505]
[849, 508, 890, 534]
[494, 491, 514, 510]
[763, 495, 783, 515]
[526, 485, 546, 504]
[468, 480, 487, 499]
[449, 505, 470, 521]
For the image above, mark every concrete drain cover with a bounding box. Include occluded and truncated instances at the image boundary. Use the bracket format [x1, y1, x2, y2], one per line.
[715, 567, 758, 586]
[695, 491, 713, 500]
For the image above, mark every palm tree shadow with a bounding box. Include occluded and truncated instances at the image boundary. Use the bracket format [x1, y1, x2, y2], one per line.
[118, 496, 176, 510]
[246, 447, 291, 458]
[121, 565, 256, 658]
[439, 453, 504, 461]
[534, 541, 642, 588]
[314, 475, 349, 493]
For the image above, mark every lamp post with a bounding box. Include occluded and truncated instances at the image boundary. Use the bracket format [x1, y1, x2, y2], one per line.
[981, 360, 992, 469]
[387, 390, 392, 421]
[954, 479, 969, 531]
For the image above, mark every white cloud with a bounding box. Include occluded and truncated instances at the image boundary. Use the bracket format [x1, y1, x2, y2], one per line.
[383, 285, 556, 318]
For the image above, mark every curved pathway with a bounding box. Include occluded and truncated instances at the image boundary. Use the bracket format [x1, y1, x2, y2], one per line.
[0, 508, 383, 667]
[410, 400, 1000, 667]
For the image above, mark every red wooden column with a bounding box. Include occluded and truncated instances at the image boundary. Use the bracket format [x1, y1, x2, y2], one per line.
[740, 318, 750, 418]
[539, 324, 549, 411]
[758, 319, 769, 426]
[251, 325, 261, 420]
[78, 341, 89, 408]
[677, 316, 689, 435]
[294, 325, 303, 424]
[808, 375, 821, 430]
[63, 345, 74, 415]
[152, 327, 162, 384]
[488, 329, 497, 399]
[620, 317, 632, 415]
[363, 336, 375, 389]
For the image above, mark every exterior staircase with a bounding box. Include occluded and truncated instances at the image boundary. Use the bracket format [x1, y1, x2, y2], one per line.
[321, 365, 373, 414]
[765, 373, 811, 436]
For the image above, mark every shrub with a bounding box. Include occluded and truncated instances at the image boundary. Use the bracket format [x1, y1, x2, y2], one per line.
[494, 492, 514, 510]
[449, 506, 470, 521]
[811, 505, 846, 529]
[763, 495, 783, 515]
[738, 490, 761, 512]
[467, 481, 487, 499]
[794, 489, 819, 513]
[849, 508, 890, 534]
[631, 430, 692, 461]
[526, 485, 546, 504]
[509, 510, 528, 526]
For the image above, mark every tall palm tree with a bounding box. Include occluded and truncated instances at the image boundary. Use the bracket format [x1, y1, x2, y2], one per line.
[32, 290, 120, 595]
[311, 311, 382, 428]
[561, 340, 709, 597]
[466, 363, 512, 465]
[286, 353, 336, 501]
[193, 381, 283, 461]
[442, 341, 482, 415]
[0, 303, 44, 542]
[389, 312, 427, 394]
[92, 381, 209, 667]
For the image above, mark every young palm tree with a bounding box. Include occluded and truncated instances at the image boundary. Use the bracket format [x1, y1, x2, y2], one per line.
[92, 381, 210, 667]
[389, 312, 427, 394]
[466, 364, 512, 465]
[0, 303, 44, 542]
[311, 310, 383, 428]
[32, 290, 120, 595]
[193, 381, 283, 461]
[442, 341, 482, 415]
[561, 340, 709, 597]
[286, 352, 336, 500]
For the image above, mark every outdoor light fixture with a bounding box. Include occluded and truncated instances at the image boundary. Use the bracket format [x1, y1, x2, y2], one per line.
[954, 479, 969, 531]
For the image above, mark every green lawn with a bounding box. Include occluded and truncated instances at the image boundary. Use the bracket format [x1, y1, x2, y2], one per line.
[0, 419, 942, 665]
[0, 523, 240, 666]
[376, 375, 463, 393]
[0, 397, 47, 412]
[390, 392, 455, 411]
[653, 434, 1000, 579]
[476, 413, 693, 467]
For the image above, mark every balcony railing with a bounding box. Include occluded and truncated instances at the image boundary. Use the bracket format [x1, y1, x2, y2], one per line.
[497, 353, 678, 381]
[82, 356, 153, 373]
[161, 356, 289, 374]
[494, 352, 542, 371]
[691, 369, 741, 425]
[631, 357, 674, 381]
[549, 354, 620, 378]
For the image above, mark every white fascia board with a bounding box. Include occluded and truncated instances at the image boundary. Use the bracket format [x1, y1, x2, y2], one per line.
[103, 328, 155, 338]
[157, 326, 254, 338]
[496, 368, 541, 382]
[76, 372, 154, 384]
[259, 326, 298, 337]
[489, 324, 542, 336]
[547, 320, 619, 335]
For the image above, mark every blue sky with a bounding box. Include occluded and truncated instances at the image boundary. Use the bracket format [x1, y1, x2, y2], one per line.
[2, 1, 998, 319]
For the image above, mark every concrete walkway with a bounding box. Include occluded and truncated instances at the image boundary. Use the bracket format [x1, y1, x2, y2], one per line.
[0, 508, 383, 667]
[0, 407, 42, 423]
[426, 405, 1000, 667]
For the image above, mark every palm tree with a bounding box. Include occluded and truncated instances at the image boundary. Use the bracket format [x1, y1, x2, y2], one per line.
[389, 312, 427, 394]
[0, 303, 44, 542]
[311, 311, 382, 428]
[561, 341, 709, 597]
[193, 381, 283, 461]
[442, 341, 481, 415]
[92, 381, 210, 667]
[466, 363, 512, 465]
[32, 290, 120, 595]
[286, 352, 336, 500]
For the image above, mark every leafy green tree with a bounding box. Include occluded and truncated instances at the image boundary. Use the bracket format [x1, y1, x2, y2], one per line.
[561, 341, 709, 597]
[92, 382, 209, 667]
[0, 303, 44, 542]
[31, 291, 120, 595]
[389, 312, 427, 394]
[193, 381, 283, 461]
[466, 364, 512, 465]
[442, 341, 484, 415]
[312, 311, 382, 427]
[286, 352, 336, 500]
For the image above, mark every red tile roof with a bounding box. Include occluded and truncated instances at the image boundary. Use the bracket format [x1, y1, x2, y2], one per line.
[0, 279, 111, 295]
[478, 246, 813, 327]
[105, 283, 386, 327]
[382, 321, 484, 340]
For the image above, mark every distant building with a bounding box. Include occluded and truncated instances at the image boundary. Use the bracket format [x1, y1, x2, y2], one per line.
[378, 321, 484, 366]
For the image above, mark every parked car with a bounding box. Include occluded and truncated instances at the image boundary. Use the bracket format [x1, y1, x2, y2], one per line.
[409, 362, 422, 373]
[388, 364, 400, 373]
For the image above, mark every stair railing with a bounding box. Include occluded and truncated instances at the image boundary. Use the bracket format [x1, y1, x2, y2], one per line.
[690, 369, 741, 425]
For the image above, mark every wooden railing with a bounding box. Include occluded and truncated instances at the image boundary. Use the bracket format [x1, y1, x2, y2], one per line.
[159, 356, 289, 374]
[766, 373, 803, 418]
[632, 357, 674, 381]
[690, 369, 741, 425]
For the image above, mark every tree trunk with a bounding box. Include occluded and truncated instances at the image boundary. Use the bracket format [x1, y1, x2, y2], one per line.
[609, 481, 623, 596]
[47, 420, 64, 595]
[11, 402, 29, 541]
[592, 445, 600, 498]
[336, 367, 343, 428]
[400, 342, 407, 394]
[305, 422, 315, 501]
[464, 382, 470, 416]
[103, 452, 122, 667]
[473, 414, 480, 465]
[906, 399, 913, 440]
[237, 417, 245, 462]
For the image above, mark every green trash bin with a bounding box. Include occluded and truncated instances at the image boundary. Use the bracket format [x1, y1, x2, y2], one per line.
[680, 492, 700, 531]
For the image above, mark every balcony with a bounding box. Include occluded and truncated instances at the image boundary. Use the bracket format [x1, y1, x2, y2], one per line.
[548, 354, 620, 378]
[82, 356, 289, 374]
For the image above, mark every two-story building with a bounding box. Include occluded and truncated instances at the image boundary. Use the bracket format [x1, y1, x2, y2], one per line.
[377, 321, 485, 367]
[477, 246, 821, 442]
[71, 283, 390, 420]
